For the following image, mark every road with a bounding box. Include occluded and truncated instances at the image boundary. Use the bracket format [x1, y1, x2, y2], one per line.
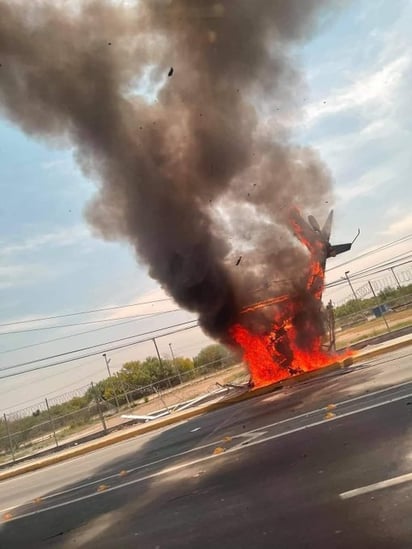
[0, 346, 412, 548]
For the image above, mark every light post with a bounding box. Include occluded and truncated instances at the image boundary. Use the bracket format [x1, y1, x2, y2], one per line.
[344, 270, 359, 303]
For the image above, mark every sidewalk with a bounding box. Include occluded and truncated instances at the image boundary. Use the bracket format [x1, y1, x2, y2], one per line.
[1, 332, 411, 482]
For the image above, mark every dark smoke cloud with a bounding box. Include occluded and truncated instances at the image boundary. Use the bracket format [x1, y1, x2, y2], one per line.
[0, 0, 336, 341]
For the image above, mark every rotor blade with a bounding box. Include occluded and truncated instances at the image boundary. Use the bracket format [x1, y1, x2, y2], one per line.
[308, 215, 321, 232]
[321, 209, 334, 240]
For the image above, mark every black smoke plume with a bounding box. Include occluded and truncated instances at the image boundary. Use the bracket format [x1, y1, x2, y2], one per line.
[0, 1, 336, 341]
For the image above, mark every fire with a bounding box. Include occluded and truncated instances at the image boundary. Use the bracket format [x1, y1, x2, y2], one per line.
[231, 208, 348, 388]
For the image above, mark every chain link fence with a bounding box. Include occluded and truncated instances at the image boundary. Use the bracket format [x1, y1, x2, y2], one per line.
[0, 355, 245, 467]
[334, 290, 412, 347]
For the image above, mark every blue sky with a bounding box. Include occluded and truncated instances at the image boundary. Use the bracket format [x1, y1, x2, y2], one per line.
[0, 0, 411, 411]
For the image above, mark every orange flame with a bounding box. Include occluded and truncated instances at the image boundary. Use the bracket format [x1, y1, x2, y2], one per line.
[231, 208, 349, 388]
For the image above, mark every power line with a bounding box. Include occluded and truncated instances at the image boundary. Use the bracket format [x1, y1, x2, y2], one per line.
[0, 321, 200, 379]
[326, 257, 412, 289]
[0, 308, 181, 336]
[0, 297, 173, 328]
[0, 309, 184, 356]
[326, 233, 412, 273]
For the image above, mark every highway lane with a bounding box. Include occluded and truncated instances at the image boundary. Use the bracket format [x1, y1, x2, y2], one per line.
[0, 347, 411, 547]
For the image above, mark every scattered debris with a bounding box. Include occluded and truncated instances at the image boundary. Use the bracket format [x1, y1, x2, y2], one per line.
[108, 42, 112, 46]
[235, 256, 242, 266]
[168, 67, 174, 77]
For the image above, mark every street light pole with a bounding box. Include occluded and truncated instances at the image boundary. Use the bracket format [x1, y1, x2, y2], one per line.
[102, 353, 120, 411]
[344, 270, 359, 303]
[169, 342, 182, 384]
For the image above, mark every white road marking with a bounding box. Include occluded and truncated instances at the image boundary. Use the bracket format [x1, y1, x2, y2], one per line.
[24, 437, 228, 503]
[340, 472, 412, 500]
[245, 381, 412, 436]
[0, 422, 181, 487]
[230, 431, 268, 450]
[3, 388, 412, 523]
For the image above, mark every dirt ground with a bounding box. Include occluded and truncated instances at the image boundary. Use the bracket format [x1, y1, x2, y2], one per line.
[336, 308, 412, 347]
[106, 363, 248, 424]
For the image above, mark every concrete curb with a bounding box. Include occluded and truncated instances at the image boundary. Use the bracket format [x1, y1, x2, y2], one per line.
[0, 337, 411, 482]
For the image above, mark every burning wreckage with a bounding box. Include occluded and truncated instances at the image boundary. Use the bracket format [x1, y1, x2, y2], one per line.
[231, 209, 359, 388]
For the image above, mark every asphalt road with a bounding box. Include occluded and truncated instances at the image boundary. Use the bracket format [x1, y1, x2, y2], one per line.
[1, 346, 412, 548]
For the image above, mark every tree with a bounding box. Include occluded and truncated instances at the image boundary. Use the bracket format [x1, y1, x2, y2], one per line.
[194, 344, 235, 372]
[170, 356, 195, 382]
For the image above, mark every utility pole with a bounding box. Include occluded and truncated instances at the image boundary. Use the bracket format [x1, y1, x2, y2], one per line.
[390, 267, 401, 289]
[102, 353, 120, 412]
[368, 280, 391, 333]
[169, 342, 182, 384]
[152, 338, 163, 368]
[153, 337, 172, 389]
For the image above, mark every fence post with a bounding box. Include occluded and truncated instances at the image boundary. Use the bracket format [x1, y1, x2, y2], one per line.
[3, 413, 15, 463]
[153, 383, 171, 414]
[116, 373, 132, 409]
[91, 382, 107, 434]
[45, 398, 59, 449]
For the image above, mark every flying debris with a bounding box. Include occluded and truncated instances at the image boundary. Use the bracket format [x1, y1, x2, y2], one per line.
[168, 67, 174, 77]
[235, 256, 242, 266]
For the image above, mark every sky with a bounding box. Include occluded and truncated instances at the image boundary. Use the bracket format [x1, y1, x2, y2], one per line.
[0, 0, 411, 413]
